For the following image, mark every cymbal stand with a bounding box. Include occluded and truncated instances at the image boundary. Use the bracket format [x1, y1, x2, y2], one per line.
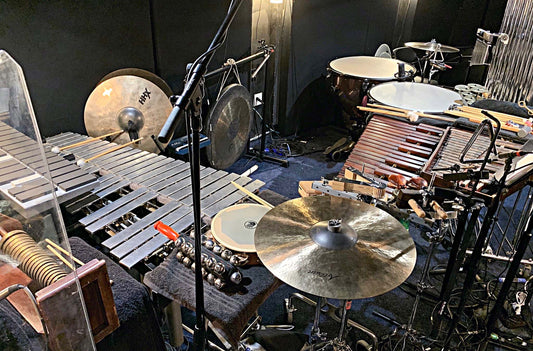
[421, 40, 446, 83]
[374, 218, 448, 350]
[309, 300, 354, 351]
[288, 293, 378, 351]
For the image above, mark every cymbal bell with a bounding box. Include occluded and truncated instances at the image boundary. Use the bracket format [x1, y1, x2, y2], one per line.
[405, 41, 460, 53]
[255, 196, 416, 300]
[84, 75, 172, 154]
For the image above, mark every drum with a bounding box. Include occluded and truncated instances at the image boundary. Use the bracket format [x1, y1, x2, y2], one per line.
[210, 203, 270, 265]
[368, 81, 462, 113]
[328, 56, 416, 119]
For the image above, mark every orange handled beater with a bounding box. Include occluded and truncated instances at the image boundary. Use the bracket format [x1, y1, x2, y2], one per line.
[154, 221, 180, 241]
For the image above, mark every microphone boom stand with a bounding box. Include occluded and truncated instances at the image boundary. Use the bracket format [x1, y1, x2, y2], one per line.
[158, 1, 245, 349]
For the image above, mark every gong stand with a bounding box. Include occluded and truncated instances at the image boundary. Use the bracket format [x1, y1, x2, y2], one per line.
[158, 1, 245, 349]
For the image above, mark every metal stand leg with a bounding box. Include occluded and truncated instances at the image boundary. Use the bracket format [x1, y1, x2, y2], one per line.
[287, 293, 378, 350]
[374, 221, 447, 350]
[164, 300, 184, 347]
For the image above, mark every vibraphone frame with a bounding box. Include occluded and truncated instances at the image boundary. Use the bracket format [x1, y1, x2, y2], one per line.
[46, 133, 264, 269]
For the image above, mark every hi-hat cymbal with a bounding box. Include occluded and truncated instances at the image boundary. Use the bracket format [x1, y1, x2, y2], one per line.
[405, 41, 460, 53]
[84, 75, 172, 154]
[255, 196, 416, 300]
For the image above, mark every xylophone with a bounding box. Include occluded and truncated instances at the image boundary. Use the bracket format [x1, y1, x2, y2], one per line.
[0, 121, 97, 216]
[341, 115, 524, 191]
[46, 133, 264, 269]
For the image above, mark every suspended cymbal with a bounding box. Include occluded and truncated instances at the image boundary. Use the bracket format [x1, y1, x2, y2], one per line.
[405, 41, 460, 53]
[255, 196, 416, 300]
[99, 68, 174, 97]
[204, 84, 252, 169]
[84, 75, 172, 154]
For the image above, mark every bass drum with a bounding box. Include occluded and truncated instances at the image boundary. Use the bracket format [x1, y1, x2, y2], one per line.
[203, 84, 252, 170]
[327, 56, 416, 119]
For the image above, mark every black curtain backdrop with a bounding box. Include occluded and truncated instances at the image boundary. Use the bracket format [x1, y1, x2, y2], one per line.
[0, 0, 250, 138]
[0, 0, 504, 138]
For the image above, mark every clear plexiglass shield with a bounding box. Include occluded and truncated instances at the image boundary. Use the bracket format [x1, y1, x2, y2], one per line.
[0, 50, 96, 351]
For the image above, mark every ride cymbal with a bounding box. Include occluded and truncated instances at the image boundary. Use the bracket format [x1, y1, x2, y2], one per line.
[405, 41, 460, 53]
[255, 196, 416, 300]
[84, 75, 172, 154]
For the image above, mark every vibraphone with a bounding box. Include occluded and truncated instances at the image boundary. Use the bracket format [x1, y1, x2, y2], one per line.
[0, 121, 97, 216]
[341, 115, 524, 190]
[46, 133, 264, 269]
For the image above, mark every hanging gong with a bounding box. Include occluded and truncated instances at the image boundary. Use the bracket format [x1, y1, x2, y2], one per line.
[84, 75, 173, 154]
[204, 83, 252, 169]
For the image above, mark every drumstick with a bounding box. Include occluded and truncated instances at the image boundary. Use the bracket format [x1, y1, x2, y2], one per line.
[230, 181, 274, 209]
[367, 103, 410, 113]
[51, 130, 123, 153]
[45, 239, 84, 266]
[77, 137, 143, 166]
[445, 110, 532, 135]
[460, 106, 527, 125]
[357, 106, 455, 122]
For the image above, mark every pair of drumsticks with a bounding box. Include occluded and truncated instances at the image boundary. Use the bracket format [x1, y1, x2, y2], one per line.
[51, 130, 143, 166]
[357, 104, 455, 123]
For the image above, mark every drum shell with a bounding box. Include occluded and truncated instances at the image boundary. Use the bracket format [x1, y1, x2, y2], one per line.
[328, 72, 396, 118]
[327, 63, 414, 118]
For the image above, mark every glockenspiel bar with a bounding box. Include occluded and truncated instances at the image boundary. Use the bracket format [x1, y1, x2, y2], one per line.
[110, 205, 192, 260]
[79, 187, 150, 226]
[85, 190, 158, 234]
[102, 201, 182, 250]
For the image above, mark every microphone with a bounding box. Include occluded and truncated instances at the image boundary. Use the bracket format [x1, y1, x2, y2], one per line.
[496, 150, 531, 159]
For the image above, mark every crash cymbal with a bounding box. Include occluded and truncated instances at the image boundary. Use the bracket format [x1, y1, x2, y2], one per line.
[84, 75, 172, 154]
[405, 41, 460, 53]
[99, 68, 174, 97]
[255, 196, 416, 300]
[204, 83, 252, 170]
[211, 203, 270, 253]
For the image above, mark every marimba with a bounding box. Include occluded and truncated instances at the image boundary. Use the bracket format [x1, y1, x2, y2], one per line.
[46, 133, 264, 269]
[341, 115, 524, 192]
[0, 121, 97, 216]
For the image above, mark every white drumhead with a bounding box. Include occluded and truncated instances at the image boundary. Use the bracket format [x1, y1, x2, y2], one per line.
[369, 82, 462, 113]
[211, 203, 270, 253]
[329, 56, 416, 80]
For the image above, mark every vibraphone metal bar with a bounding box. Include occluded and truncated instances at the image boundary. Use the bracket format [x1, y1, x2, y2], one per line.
[0, 122, 97, 216]
[46, 133, 264, 269]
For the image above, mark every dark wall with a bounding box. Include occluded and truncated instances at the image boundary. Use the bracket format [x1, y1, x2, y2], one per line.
[151, 0, 252, 93]
[411, 0, 507, 47]
[1, 0, 155, 137]
[1, 0, 504, 138]
[0, 0, 250, 138]
[282, 0, 399, 134]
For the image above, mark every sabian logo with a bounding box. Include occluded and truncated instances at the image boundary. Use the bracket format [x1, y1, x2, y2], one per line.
[308, 270, 339, 281]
